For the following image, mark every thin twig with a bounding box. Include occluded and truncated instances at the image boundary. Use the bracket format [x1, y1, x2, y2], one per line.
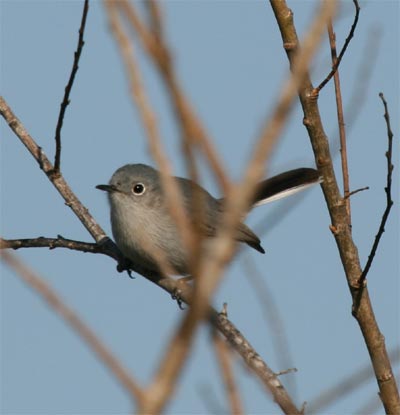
[213, 333, 244, 415]
[54, 0, 89, 173]
[1, 236, 102, 253]
[276, 368, 298, 377]
[358, 93, 394, 286]
[344, 186, 369, 199]
[327, 20, 351, 222]
[315, 0, 360, 93]
[0, 235, 135, 275]
[1, 250, 144, 403]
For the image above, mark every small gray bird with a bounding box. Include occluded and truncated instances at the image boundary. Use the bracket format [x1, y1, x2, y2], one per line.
[97, 164, 321, 275]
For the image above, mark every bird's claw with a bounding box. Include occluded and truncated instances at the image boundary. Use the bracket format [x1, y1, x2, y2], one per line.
[171, 288, 185, 310]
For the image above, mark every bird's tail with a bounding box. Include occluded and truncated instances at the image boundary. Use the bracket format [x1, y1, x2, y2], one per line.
[251, 168, 322, 207]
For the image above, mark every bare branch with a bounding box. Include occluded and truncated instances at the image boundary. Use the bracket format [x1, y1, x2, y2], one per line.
[358, 93, 395, 286]
[327, 20, 351, 222]
[0, 236, 130, 271]
[315, 0, 360, 93]
[344, 186, 369, 199]
[54, 0, 89, 173]
[271, 1, 400, 412]
[1, 236, 102, 254]
[214, 309, 299, 414]
[1, 250, 144, 404]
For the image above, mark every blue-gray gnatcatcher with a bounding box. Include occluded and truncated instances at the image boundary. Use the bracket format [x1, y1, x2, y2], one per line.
[96, 164, 321, 275]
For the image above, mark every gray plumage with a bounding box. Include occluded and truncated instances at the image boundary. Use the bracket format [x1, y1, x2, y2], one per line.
[97, 163, 321, 275]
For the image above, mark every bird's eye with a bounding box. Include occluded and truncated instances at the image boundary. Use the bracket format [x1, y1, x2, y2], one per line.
[132, 183, 145, 195]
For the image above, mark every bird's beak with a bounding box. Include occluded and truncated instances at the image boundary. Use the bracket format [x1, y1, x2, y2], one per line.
[96, 184, 118, 193]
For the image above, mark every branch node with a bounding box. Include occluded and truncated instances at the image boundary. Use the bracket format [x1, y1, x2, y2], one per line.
[316, 156, 330, 167]
[378, 371, 393, 383]
[220, 302, 228, 317]
[276, 367, 298, 377]
[329, 224, 338, 235]
[309, 88, 319, 100]
[316, 0, 360, 92]
[344, 186, 369, 199]
[48, 168, 62, 180]
[283, 41, 297, 51]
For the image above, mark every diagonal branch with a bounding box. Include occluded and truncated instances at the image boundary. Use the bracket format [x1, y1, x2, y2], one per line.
[270, 1, 400, 413]
[327, 20, 351, 222]
[54, 0, 89, 173]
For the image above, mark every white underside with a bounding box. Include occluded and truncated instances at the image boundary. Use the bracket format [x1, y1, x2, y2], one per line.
[253, 181, 321, 207]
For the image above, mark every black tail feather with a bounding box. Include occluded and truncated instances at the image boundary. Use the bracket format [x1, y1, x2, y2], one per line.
[252, 168, 321, 206]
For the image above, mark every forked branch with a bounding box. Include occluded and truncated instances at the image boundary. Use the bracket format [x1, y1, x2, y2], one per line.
[315, 0, 360, 93]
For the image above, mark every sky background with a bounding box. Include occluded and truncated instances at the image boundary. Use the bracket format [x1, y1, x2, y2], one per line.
[1, 1, 399, 414]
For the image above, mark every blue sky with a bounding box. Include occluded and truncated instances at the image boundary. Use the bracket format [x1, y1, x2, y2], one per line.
[1, 1, 399, 414]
